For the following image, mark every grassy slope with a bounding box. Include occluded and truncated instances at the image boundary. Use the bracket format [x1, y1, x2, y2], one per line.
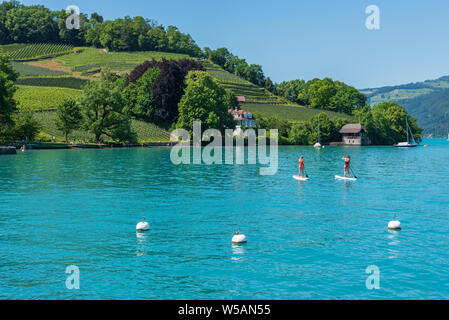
[35, 111, 170, 142]
[0, 43, 78, 61]
[9, 44, 352, 141]
[15, 85, 82, 111]
[8, 45, 181, 142]
[243, 103, 352, 122]
[55, 47, 189, 68]
[203, 60, 351, 121]
[11, 62, 68, 76]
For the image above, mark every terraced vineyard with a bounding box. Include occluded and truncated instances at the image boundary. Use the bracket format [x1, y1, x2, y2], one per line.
[204, 67, 283, 104]
[11, 62, 68, 76]
[73, 62, 140, 76]
[4, 44, 353, 142]
[15, 85, 82, 111]
[16, 77, 88, 90]
[35, 111, 171, 142]
[243, 103, 353, 122]
[1, 43, 77, 61]
[56, 48, 189, 68]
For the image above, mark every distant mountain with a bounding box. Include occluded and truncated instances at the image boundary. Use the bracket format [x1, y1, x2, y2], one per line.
[360, 76, 449, 137]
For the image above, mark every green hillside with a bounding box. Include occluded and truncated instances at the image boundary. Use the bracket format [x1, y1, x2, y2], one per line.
[15, 85, 82, 111]
[243, 103, 353, 122]
[202, 60, 351, 122]
[203, 60, 284, 105]
[361, 75, 449, 136]
[35, 111, 171, 143]
[0, 43, 79, 61]
[55, 47, 189, 77]
[5, 42, 353, 142]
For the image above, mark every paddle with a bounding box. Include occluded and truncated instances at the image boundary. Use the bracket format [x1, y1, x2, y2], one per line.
[349, 167, 358, 179]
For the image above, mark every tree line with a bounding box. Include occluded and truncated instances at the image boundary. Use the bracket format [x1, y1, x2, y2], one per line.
[256, 113, 348, 145]
[1, 49, 423, 145]
[273, 78, 367, 114]
[254, 101, 422, 146]
[204, 47, 368, 115]
[205, 47, 266, 87]
[0, 1, 202, 56]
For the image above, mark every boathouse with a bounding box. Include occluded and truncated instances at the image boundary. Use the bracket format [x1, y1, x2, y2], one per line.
[339, 123, 370, 146]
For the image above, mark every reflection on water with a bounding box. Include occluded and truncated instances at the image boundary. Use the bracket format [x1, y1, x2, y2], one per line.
[231, 244, 245, 262]
[387, 230, 401, 259]
[136, 232, 148, 257]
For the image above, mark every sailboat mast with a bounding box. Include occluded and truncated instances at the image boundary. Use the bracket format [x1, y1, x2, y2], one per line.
[318, 117, 320, 143]
[406, 117, 409, 142]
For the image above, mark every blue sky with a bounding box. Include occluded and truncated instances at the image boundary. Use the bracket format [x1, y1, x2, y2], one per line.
[21, 0, 449, 88]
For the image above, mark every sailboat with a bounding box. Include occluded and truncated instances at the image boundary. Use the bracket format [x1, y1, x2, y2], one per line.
[314, 116, 322, 148]
[393, 116, 418, 148]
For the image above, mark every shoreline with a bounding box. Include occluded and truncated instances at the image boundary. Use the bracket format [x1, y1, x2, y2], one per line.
[0, 138, 440, 152]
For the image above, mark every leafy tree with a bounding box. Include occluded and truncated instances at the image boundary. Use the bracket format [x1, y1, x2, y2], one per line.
[90, 12, 103, 24]
[265, 77, 274, 93]
[13, 107, 41, 141]
[225, 91, 239, 110]
[5, 4, 58, 43]
[309, 78, 337, 110]
[330, 81, 366, 114]
[256, 116, 291, 138]
[276, 79, 308, 105]
[276, 78, 366, 114]
[0, 53, 18, 137]
[355, 101, 422, 145]
[236, 64, 265, 87]
[224, 56, 246, 74]
[257, 113, 348, 145]
[177, 71, 235, 132]
[288, 122, 311, 145]
[127, 59, 204, 123]
[0, 1, 20, 43]
[0, 2, 202, 55]
[206, 48, 266, 87]
[208, 47, 231, 67]
[79, 71, 135, 142]
[55, 98, 82, 142]
[55, 9, 89, 46]
[309, 113, 337, 144]
[123, 67, 160, 121]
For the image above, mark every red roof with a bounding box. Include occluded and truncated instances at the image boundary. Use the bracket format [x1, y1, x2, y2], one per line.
[228, 109, 255, 121]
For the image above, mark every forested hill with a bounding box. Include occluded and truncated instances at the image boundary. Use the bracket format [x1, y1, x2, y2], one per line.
[360, 76, 449, 137]
[0, 1, 202, 56]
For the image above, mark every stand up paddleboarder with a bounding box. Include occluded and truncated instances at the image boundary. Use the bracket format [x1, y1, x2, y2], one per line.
[342, 155, 351, 177]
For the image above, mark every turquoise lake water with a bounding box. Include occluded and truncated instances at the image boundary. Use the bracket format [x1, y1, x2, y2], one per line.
[1, 139, 449, 300]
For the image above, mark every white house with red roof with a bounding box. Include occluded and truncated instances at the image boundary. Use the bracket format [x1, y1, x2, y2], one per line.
[228, 109, 256, 128]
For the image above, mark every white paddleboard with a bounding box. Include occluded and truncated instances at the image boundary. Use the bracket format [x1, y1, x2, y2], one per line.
[293, 175, 309, 181]
[335, 175, 357, 181]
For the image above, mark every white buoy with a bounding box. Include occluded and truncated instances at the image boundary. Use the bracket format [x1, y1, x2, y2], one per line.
[136, 217, 150, 232]
[388, 220, 402, 230]
[232, 229, 247, 244]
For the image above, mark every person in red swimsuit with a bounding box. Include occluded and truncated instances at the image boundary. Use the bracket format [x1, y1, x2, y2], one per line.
[299, 156, 305, 177]
[342, 155, 351, 177]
